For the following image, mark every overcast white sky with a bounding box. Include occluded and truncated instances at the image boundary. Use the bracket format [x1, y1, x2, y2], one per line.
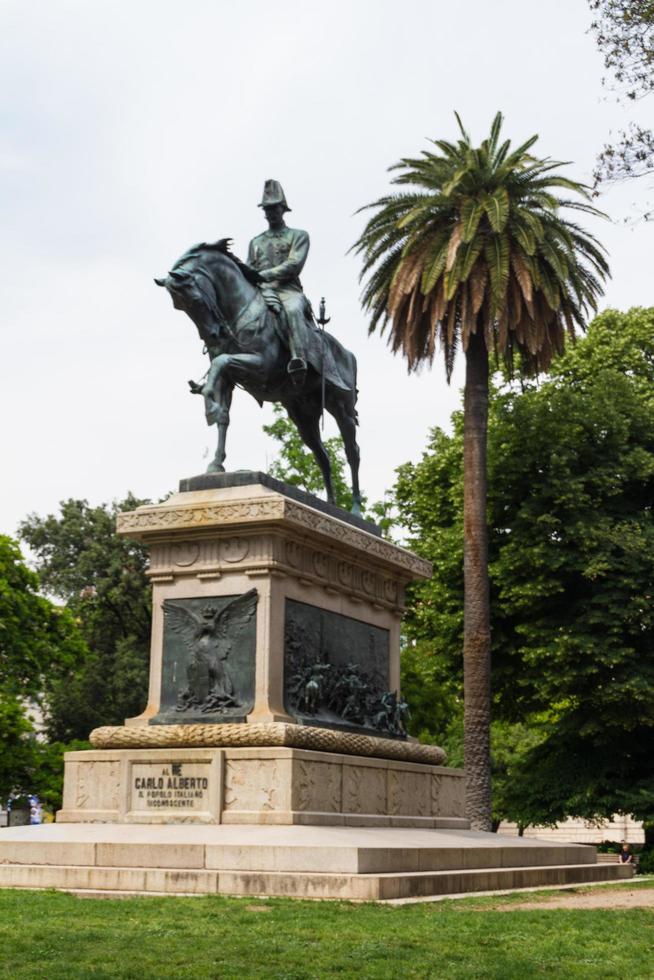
[1, 0, 652, 536]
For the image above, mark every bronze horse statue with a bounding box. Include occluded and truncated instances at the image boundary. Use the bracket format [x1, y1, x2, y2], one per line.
[155, 241, 362, 514]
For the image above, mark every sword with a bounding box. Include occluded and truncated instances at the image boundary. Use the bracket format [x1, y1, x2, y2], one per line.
[316, 297, 330, 430]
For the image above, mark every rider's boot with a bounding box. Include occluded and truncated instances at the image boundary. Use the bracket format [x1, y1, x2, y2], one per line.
[285, 314, 308, 386]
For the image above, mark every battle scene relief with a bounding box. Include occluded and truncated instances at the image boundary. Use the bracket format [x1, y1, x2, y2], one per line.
[284, 599, 409, 738]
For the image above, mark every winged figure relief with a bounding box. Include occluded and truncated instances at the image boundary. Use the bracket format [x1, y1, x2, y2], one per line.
[165, 589, 258, 713]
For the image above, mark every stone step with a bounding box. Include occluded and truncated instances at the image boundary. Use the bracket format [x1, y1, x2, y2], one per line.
[0, 864, 219, 894]
[216, 862, 632, 901]
[0, 835, 596, 875]
[0, 861, 632, 901]
[0, 824, 632, 901]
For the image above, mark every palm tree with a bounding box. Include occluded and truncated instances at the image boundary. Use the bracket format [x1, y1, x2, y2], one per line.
[353, 113, 609, 831]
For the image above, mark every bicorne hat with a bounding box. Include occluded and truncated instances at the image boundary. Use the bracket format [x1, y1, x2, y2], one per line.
[258, 179, 291, 212]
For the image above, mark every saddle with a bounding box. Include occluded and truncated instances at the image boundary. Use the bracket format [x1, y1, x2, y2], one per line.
[259, 289, 349, 392]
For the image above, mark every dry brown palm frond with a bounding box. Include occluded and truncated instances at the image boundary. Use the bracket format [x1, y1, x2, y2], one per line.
[511, 250, 533, 304]
[446, 295, 457, 348]
[459, 281, 471, 348]
[464, 282, 478, 347]
[406, 282, 421, 329]
[514, 314, 527, 346]
[536, 335, 554, 372]
[445, 222, 464, 272]
[389, 294, 410, 352]
[509, 273, 523, 325]
[483, 312, 496, 356]
[388, 251, 422, 314]
[469, 262, 488, 315]
[420, 310, 435, 363]
[400, 298, 426, 369]
[433, 280, 447, 325]
[426, 292, 440, 358]
[497, 303, 509, 354]
[524, 314, 538, 355]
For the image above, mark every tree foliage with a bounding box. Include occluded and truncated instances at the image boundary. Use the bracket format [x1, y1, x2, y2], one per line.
[19, 496, 151, 741]
[590, 0, 654, 214]
[0, 535, 86, 801]
[0, 535, 85, 701]
[394, 307, 654, 827]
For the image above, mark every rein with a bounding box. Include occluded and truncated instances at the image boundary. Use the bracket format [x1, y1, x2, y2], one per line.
[193, 262, 264, 355]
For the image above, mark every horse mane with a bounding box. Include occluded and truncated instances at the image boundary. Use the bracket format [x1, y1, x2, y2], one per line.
[174, 240, 260, 287]
[222, 249, 261, 287]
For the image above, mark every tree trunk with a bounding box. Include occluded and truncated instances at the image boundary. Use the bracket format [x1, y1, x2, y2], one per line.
[463, 329, 492, 831]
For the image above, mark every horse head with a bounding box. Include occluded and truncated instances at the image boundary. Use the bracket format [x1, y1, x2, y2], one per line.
[155, 268, 196, 309]
[155, 241, 256, 349]
[155, 247, 231, 348]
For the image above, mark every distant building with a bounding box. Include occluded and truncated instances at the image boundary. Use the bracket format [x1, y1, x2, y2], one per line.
[22, 698, 47, 741]
[498, 815, 644, 844]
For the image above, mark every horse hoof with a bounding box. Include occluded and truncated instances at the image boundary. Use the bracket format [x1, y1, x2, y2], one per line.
[350, 500, 363, 517]
[206, 461, 225, 474]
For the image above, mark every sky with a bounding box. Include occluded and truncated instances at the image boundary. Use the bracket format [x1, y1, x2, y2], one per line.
[1, 0, 653, 537]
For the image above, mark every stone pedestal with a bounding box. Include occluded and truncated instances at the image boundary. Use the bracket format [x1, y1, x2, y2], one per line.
[60, 474, 453, 828]
[112, 473, 432, 731]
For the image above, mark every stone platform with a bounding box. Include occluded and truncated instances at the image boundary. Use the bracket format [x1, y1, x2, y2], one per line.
[58, 745, 465, 828]
[23, 478, 622, 902]
[0, 824, 632, 901]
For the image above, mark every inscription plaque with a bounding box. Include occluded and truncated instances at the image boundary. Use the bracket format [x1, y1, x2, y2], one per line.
[130, 761, 212, 814]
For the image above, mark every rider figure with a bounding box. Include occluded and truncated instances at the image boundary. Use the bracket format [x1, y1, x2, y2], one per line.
[247, 180, 312, 385]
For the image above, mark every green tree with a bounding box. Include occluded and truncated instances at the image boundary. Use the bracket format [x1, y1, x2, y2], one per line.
[590, 0, 654, 216]
[400, 638, 461, 746]
[0, 535, 86, 801]
[393, 307, 654, 835]
[19, 496, 151, 740]
[0, 696, 39, 804]
[353, 112, 609, 829]
[489, 307, 654, 838]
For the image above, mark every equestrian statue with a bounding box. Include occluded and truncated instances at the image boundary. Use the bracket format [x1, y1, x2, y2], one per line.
[155, 180, 362, 515]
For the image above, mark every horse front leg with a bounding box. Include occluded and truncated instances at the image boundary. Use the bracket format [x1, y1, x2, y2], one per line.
[207, 379, 234, 473]
[201, 355, 226, 427]
[202, 352, 263, 474]
[198, 354, 232, 472]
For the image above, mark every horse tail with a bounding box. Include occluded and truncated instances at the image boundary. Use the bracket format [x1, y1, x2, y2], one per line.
[352, 355, 359, 425]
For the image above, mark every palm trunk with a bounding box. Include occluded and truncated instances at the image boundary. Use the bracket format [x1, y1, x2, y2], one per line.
[463, 329, 492, 831]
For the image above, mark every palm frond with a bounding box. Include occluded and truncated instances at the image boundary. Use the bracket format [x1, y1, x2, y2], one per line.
[354, 111, 609, 378]
[483, 188, 510, 233]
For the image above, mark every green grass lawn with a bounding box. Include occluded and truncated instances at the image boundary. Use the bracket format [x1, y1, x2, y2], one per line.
[1, 883, 653, 980]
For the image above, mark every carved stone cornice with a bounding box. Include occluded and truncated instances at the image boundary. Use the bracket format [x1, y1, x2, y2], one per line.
[117, 491, 432, 580]
[281, 500, 431, 577]
[116, 497, 284, 535]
